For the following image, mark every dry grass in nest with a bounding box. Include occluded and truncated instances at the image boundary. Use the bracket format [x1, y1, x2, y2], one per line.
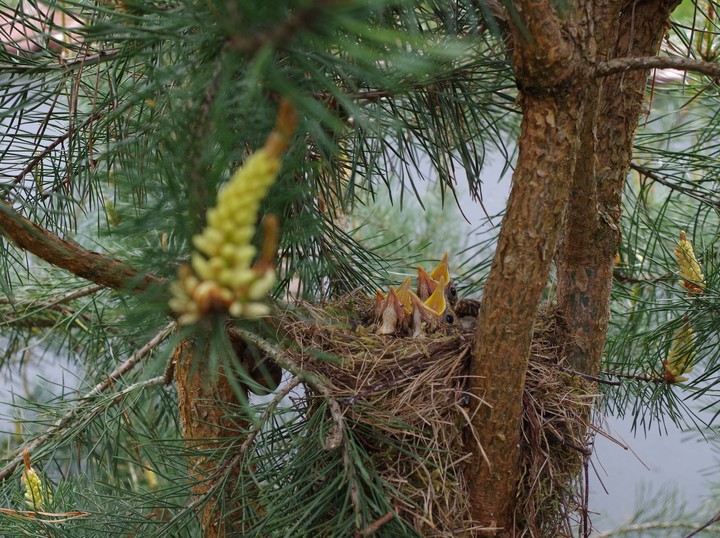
[276, 297, 598, 536]
[517, 308, 599, 537]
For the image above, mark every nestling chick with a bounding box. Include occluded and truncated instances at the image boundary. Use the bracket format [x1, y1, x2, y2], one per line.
[375, 286, 407, 335]
[408, 281, 455, 337]
[417, 252, 458, 307]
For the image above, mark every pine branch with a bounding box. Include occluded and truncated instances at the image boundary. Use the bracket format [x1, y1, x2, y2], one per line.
[0, 201, 164, 293]
[0, 322, 175, 481]
[596, 55, 720, 78]
[686, 510, 720, 538]
[227, 0, 346, 54]
[630, 163, 720, 208]
[0, 49, 120, 75]
[8, 112, 105, 187]
[229, 326, 345, 449]
[0, 284, 103, 308]
[0, 284, 107, 329]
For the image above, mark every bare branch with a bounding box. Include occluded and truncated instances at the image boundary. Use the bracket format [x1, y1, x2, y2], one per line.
[631, 163, 720, 208]
[596, 55, 720, 78]
[0, 201, 164, 293]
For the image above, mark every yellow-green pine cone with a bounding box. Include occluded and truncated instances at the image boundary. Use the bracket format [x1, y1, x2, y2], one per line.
[21, 467, 52, 511]
[171, 100, 296, 323]
[664, 324, 696, 383]
[675, 230, 705, 293]
[190, 149, 280, 286]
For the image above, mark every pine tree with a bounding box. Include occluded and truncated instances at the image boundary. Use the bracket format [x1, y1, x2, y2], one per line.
[0, 1, 719, 537]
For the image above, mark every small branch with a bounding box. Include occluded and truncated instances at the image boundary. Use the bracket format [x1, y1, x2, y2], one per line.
[599, 370, 667, 384]
[229, 326, 345, 449]
[0, 280, 105, 308]
[11, 112, 104, 186]
[596, 55, 720, 79]
[2, 301, 98, 330]
[239, 376, 302, 453]
[355, 511, 395, 537]
[557, 366, 622, 386]
[0, 201, 164, 293]
[51, 284, 105, 304]
[686, 510, 720, 538]
[612, 268, 674, 285]
[631, 163, 720, 209]
[179, 374, 302, 524]
[0, 322, 175, 480]
[228, 327, 369, 528]
[175, 375, 303, 523]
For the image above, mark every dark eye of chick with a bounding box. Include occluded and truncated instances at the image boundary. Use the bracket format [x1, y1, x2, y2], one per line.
[444, 313, 454, 324]
[449, 286, 457, 298]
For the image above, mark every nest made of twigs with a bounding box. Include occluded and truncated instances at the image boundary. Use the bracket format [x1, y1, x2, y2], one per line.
[519, 308, 598, 538]
[276, 294, 597, 537]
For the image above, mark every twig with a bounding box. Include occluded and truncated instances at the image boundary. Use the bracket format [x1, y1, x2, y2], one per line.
[612, 268, 674, 285]
[685, 510, 720, 538]
[557, 366, 622, 386]
[178, 375, 306, 522]
[238, 376, 302, 453]
[630, 163, 720, 209]
[600, 370, 667, 384]
[0, 284, 104, 306]
[229, 327, 346, 449]
[355, 511, 395, 537]
[0, 201, 164, 293]
[596, 55, 720, 78]
[11, 112, 104, 186]
[0, 322, 175, 480]
[226, 327, 370, 525]
[50, 284, 105, 304]
[3, 301, 97, 330]
[0, 284, 108, 329]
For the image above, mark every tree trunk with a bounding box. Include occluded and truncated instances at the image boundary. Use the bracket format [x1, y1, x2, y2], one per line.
[556, 0, 681, 376]
[468, 2, 591, 532]
[174, 338, 248, 537]
[468, 0, 680, 534]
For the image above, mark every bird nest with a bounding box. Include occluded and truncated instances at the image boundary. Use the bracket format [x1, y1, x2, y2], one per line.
[274, 294, 597, 537]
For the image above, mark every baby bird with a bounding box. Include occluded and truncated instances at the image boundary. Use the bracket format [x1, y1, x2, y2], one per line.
[417, 252, 458, 307]
[375, 286, 406, 335]
[408, 280, 455, 337]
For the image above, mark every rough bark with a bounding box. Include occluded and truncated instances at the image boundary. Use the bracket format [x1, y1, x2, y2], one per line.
[0, 200, 162, 293]
[468, 2, 591, 532]
[556, 0, 681, 375]
[174, 337, 248, 537]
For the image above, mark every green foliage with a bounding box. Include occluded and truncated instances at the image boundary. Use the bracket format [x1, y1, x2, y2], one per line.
[0, 0, 719, 536]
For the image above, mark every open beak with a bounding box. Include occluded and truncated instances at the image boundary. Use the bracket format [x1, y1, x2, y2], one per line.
[395, 277, 413, 315]
[377, 286, 406, 335]
[423, 277, 447, 316]
[409, 285, 450, 337]
[430, 252, 451, 284]
[430, 252, 458, 306]
[417, 265, 436, 302]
